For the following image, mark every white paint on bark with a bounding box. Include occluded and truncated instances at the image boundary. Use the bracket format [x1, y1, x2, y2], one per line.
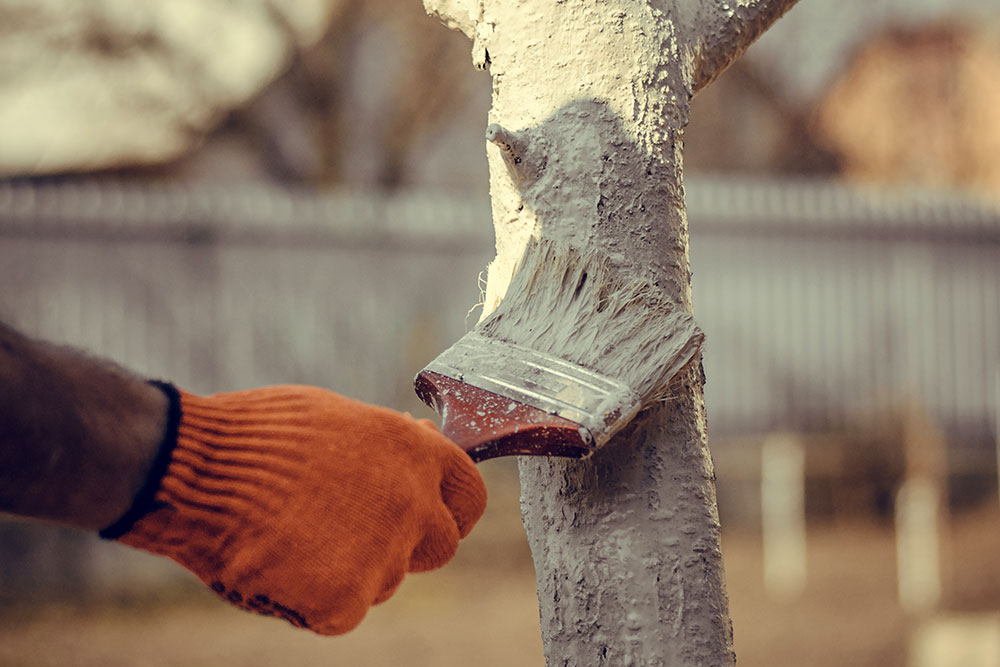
[425, 1, 800, 664]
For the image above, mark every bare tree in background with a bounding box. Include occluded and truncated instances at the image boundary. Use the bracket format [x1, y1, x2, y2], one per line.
[0, 0, 343, 175]
[219, 0, 480, 187]
[0, 0, 478, 186]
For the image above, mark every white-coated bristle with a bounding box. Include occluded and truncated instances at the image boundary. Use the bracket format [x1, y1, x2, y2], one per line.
[476, 237, 704, 404]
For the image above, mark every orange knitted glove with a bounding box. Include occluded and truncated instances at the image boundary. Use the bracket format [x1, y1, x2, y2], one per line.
[100, 382, 487, 635]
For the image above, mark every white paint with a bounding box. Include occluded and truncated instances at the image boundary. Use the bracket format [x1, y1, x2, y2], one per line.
[476, 238, 704, 402]
[424, 0, 802, 664]
[895, 476, 942, 615]
[761, 433, 807, 600]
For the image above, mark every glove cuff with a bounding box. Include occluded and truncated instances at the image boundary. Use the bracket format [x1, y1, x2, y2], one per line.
[99, 380, 182, 539]
[100, 386, 313, 562]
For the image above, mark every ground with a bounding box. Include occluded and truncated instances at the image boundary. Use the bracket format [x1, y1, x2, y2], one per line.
[0, 468, 996, 667]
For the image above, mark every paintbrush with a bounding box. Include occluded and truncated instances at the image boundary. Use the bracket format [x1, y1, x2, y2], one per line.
[414, 236, 704, 462]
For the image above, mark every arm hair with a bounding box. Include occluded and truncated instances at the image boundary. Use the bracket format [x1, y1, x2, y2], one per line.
[0, 321, 167, 530]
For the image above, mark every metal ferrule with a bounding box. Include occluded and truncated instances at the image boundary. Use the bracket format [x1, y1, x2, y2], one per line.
[423, 332, 641, 447]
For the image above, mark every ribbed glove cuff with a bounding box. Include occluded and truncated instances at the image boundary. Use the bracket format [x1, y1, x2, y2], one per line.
[101, 386, 310, 563]
[99, 381, 182, 540]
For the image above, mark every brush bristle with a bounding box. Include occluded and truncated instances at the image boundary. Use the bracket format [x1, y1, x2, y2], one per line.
[476, 237, 704, 404]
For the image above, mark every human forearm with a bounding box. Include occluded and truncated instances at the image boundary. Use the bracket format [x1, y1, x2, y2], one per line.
[0, 321, 488, 635]
[0, 321, 167, 530]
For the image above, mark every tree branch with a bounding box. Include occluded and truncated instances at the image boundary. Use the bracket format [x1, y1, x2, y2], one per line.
[689, 0, 801, 95]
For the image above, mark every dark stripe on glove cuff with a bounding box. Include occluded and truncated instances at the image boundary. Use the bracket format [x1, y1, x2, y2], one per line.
[99, 380, 182, 539]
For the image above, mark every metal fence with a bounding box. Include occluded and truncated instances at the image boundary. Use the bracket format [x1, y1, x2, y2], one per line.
[0, 181, 497, 597]
[686, 177, 1000, 450]
[0, 181, 492, 411]
[2, 176, 996, 445]
[1, 175, 998, 594]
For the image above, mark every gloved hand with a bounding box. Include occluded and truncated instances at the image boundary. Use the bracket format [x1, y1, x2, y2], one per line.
[100, 383, 487, 635]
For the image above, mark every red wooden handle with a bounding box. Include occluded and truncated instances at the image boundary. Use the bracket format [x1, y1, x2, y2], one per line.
[414, 371, 594, 462]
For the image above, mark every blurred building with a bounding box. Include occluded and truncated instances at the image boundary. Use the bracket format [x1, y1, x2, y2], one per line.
[815, 20, 1000, 196]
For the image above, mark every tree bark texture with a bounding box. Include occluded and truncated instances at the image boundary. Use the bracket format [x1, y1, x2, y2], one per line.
[424, 1, 799, 664]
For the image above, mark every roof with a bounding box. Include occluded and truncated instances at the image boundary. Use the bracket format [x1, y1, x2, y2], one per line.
[745, 0, 1000, 104]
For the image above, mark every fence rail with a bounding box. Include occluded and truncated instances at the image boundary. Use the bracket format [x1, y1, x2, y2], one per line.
[2, 175, 998, 594]
[3, 176, 999, 240]
[1, 176, 998, 446]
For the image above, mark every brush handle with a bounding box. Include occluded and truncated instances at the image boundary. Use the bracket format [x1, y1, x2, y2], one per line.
[414, 371, 594, 462]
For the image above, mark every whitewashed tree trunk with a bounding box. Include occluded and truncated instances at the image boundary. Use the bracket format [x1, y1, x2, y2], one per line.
[424, 1, 800, 664]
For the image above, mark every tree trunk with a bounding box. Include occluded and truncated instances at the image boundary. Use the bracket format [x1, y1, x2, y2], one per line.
[424, 1, 800, 664]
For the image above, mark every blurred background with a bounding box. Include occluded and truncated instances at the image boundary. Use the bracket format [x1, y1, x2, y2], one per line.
[1, 0, 999, 665]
